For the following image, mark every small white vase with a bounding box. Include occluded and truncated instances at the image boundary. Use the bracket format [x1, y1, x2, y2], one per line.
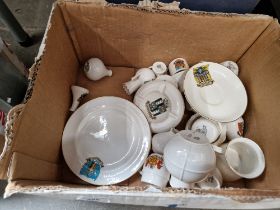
[123, 68, 155, 95]
[220, 61, 239, 76]
[84, 58, 112, 81]
[69, 85, 89, 112]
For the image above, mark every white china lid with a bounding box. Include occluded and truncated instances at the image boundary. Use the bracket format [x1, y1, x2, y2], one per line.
[184, 62, 247, 122]
[134, 80, 185, 133]
[62, 96, 151, 185]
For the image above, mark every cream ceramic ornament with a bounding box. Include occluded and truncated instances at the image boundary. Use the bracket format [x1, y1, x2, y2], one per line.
[151, 61, 167, 75]
[164, 130, 216, 186]
[220, 61, 239, 76]
[84, 58, 112, 81]
[196, 168, 223, 189]
[141, 153, 170, 188]
[134, 80, 185, 133]
[123, 68, 156, 95]
[69, 85, 89, 112]
[186, 113, 226, 145]
[168, 58, 189, 75]
[184, 62, 247, 122]
[224, 117, 244, 140]
[216, 138, 265, 182]
[62, 96, 151, 185]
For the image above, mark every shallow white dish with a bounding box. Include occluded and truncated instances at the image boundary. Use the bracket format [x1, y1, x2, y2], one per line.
[184, 62, 247, 122]
[62, 96, 151, 185]
[134, 80, 185, 133]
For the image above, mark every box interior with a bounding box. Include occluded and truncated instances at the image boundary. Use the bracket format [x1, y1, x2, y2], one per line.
[3, 2, 280, 192]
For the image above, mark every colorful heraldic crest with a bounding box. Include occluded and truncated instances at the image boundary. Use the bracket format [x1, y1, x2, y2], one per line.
[146, 98, 168, 119]
[237, 122, 244, 136]
[145, 154, 163, 169]
[193, 64, 214, 87]
[80, 157, 104, 181]
[174, 59, 186, 73]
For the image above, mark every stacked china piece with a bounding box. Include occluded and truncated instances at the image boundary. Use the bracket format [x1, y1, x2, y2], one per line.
[62, 57, 265, 189]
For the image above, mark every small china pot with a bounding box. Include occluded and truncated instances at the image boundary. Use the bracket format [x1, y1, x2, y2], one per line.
[141, 153, 170, 188]
[186, 113, 226, 145]
[164, 130, 216, 186]
[151, 61, 167, 75]
[224, 117, 244, 141]
[69, 85, 89, 112]
[172, 70, 188, 92]
[196, 168, 223, 189]
[123, 68, 155, 95]
[220, 61, 239, 76]
[84, 58, 112, 81]
[168, 58, 189, 75]
[216, 137, 265, 182]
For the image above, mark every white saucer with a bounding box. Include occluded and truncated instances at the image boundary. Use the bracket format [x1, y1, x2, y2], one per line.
[134, 80, 185, 133]
[184, 62, 247, 122]
[62, 96, 151, 185]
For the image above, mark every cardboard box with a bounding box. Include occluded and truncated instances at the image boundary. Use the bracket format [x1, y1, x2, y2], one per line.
[1, 1, 280, 208]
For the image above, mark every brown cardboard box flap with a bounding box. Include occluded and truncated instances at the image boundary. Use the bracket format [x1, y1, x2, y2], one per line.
[1, 1, 280, 207]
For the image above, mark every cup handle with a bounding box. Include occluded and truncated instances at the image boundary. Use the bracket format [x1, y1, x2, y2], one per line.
[212, 145, 225, 154]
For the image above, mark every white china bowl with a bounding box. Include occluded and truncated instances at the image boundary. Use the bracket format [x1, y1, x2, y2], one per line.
[184, 62, 247, 122]
[216, 138, 265, 182]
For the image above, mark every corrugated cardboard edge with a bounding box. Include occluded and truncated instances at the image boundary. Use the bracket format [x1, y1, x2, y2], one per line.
[4, 181, 280, 208]
[1, 1, 280, 208]
[0, 2, 57, 180]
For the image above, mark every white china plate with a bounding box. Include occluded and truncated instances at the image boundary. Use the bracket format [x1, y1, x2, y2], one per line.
[134, 80, 185, 133]
[184, 62, 247, 122]
[62, 96, 151, 185]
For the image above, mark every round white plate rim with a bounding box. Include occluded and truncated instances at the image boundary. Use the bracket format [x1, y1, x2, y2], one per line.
[62, 96, 151, 185]
[184, 62, 247, 122]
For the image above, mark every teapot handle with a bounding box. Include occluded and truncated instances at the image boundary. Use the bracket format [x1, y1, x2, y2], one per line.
[212, 145, 225, 154]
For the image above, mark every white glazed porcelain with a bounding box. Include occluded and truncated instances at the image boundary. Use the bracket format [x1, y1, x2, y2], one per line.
[151, 61, 167, 75]
[186, 113, 226, 145]
[220, 61, 239, 76]
[62, 96, 151, 185]
[156, 75, 178, 88]
[84, 58, 112, 81]
[168, 58, 189, 75]
[196, 168, 223, 189]
[184, 62, 248, 122]
[164, 130, 216, 185]
[123, 68, 156, 95]
[69, 85, 89, 112]
[224, 117, 244, 140]
[172, 70, 188, 92]
[141, 153, 170, 188]
[152, 128, 177, 154]
[216, 137, 265, 182]
[134, 80, 185, 133]
[169, 175, 195, 189]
